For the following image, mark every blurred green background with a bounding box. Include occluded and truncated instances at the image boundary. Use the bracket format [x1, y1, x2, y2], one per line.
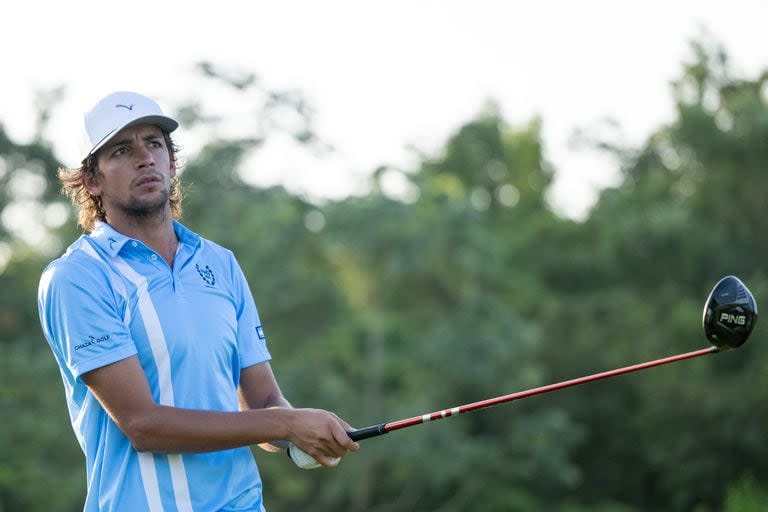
[2, 39, 768, 511]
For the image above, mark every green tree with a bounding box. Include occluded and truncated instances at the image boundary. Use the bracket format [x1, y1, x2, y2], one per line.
[3, 35, 768, 512]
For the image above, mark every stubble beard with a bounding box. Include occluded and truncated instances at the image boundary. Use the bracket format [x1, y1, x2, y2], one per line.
[118, 188, 171, 221]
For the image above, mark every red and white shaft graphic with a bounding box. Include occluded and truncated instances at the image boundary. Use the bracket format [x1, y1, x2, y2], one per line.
[348, 345, 719, 442]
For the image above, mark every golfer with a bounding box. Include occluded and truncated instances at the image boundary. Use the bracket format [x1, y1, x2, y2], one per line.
[37, 91, 358, 511]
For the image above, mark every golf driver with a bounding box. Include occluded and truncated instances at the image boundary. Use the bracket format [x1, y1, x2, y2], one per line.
[288, 275, 757, 468]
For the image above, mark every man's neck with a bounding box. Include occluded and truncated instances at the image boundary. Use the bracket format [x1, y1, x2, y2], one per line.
[105, 208, 179, 266]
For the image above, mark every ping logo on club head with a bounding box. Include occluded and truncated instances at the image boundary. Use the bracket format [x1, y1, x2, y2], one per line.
[719, 312, 747, 326]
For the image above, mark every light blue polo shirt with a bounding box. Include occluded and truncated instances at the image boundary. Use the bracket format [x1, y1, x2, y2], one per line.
[38, 221, 271, 512]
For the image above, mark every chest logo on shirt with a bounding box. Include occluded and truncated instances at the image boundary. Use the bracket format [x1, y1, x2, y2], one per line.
[195, 263, 216, 287]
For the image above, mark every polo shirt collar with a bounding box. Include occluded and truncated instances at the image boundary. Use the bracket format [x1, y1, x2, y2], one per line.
[90, 221, 132, 257]
[89, 220, 201, 257]
[172, 220, 201, 250]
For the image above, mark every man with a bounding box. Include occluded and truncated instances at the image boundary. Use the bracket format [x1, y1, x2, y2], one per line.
[37, 91, 358, 511]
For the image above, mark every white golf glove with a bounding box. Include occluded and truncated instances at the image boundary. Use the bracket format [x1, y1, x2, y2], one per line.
[287, 443, 340, 470]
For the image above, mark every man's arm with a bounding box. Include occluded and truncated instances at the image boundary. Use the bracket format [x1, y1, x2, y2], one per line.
[237, 362, 359, 462]
[238, 361, 292, 410]
[83, 356, 358, 467]
[238, 362, 291, 452]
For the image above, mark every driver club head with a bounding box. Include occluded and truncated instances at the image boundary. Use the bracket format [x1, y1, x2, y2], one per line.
[702, 275, 758, 349]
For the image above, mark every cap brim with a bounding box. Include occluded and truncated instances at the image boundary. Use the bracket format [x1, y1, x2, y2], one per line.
[88, 115, 179, 157]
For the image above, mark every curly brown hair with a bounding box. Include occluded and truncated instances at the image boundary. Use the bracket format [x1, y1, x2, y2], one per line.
[59, 131, 183, 231]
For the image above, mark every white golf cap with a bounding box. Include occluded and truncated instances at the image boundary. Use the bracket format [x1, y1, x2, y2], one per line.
[84, 91, 179, 157]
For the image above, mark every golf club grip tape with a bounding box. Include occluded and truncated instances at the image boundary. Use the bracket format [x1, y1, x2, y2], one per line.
[347, 423, 388, 441]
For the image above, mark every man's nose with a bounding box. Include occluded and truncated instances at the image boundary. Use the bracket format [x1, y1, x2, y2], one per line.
[136, 146, 155, 168]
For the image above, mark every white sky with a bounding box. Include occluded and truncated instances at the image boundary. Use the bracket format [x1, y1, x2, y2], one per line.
[3, 1, 767, 219]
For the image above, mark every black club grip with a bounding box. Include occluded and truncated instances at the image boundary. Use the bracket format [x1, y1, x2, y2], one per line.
[347, 423, 388, 441]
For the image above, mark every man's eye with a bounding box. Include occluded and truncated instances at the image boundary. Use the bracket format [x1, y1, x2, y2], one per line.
[112, 147, 128, 156]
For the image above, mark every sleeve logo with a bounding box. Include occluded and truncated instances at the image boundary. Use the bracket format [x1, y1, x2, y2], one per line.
[74, 334, 111, 351]
[256, 326, 265, 340]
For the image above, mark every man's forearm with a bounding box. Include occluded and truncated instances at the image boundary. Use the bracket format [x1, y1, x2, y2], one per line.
[126, 404, 295, 453]
[255, 397, 292, 451]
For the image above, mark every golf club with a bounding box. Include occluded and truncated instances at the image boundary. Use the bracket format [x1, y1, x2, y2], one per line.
[288, 275, 757, 468]
[349, 275, 757, 440]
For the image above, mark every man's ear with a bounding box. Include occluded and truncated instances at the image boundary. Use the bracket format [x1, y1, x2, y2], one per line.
[169, 158, 177, 178]
[82, 170, 102, 197]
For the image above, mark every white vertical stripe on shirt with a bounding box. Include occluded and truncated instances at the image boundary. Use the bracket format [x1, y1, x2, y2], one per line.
[110, 258, 175, 406]
[81, 241, 163, 511]
[138, 453, 165, 512]
[110, 255, 194, 512]
[168, 454, 194, 510]
[83, 241, 194, 512]
[80, 242, 131, 327]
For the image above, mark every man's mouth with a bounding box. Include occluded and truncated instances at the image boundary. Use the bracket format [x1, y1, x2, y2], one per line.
[135, 175, 161, 187]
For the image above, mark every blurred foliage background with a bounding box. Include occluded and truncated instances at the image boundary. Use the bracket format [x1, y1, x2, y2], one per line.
[2, 38, 768, 511]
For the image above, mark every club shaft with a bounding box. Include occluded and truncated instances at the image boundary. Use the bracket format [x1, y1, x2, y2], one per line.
[348, 345, 719, 442]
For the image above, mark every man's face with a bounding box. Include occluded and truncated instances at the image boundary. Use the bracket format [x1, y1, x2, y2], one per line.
[87, 123, 177, 219]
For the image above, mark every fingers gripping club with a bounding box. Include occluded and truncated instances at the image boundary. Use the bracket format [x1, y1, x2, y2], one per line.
[287, 443, 338, 469]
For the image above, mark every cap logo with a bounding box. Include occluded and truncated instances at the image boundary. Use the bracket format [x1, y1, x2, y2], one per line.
[115, 103, 135, 110]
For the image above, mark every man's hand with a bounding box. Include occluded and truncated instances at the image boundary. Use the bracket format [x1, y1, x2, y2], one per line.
[238, 364, 359, 467]
[285, 408, 359, 468]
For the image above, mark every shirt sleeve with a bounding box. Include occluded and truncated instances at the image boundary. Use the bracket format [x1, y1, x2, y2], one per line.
[38, 257, 138, 380]
[229, 252, 271, 368]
